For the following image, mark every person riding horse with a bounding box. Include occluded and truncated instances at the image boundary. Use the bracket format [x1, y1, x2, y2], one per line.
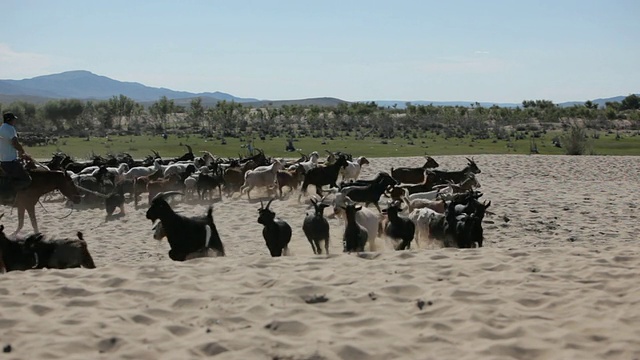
[0, 112, 33, 202]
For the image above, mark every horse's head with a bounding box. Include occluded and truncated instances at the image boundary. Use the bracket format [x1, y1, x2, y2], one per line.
[58, 171, 82, 204]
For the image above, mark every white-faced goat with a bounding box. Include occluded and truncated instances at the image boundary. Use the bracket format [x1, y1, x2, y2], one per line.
[333, 193, 381, 252]
[302, 198, 331, 254]
[241, 159, 285, 200]
[23, 231, 96, 269]
[340, 156, 370, 182]
[342, 203, 368, 253]
[257, 198, 292, 257]
[380, 200, 415, 250]
[146, 191, 225, 261]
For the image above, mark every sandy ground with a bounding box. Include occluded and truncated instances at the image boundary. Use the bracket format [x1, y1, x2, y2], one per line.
[1, 154, 639, 359]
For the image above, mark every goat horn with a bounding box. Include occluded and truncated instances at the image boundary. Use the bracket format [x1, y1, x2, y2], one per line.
[151, 191, 183, 202]
[260, 200, 264, 210]
[265, 198, 275, 210]
[186, 144, 193, 153]
[0, 213, 4, 220]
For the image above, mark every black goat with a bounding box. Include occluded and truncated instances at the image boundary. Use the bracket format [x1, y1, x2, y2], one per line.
[197, 169, 225, 200]
[298, 155, 349, 201]
[302, 198, 330, 254]
[146, 191, 225, 261]
[23, 231, 96, 269]
[381, 200, 415, 250]
[257, 198, 292, 257]
[339, 172, 398, 212]
[342, 203, 368, 253]
[0, 222, 36, 272]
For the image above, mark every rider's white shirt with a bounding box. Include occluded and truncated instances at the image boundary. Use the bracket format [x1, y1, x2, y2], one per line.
[0, 123, 18, 162]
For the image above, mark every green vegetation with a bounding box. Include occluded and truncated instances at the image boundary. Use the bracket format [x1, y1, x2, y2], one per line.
[2, 94, 639, 159]
[24, 129, 640, 160]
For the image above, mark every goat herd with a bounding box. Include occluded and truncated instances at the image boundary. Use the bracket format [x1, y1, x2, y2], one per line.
[0, 146, 491, 272]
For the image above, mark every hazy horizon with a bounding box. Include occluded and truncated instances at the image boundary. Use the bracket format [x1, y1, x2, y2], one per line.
[2, 0, 639, 103]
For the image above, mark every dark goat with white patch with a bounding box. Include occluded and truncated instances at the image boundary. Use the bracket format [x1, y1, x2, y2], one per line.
[302, 198, 330, 254]
[23, 231, 96, 269]
[257, 198, 292, 257]
[298, 155, 349, 201]
[380, 200, 415, 250]
[342, 203, 368, 253]
[146, 191, 225, 261]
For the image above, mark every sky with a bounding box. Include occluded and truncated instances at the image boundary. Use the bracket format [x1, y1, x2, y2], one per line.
[2, 0, 639, 103]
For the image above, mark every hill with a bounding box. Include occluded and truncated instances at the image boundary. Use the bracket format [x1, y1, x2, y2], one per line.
[0, 70, 637, 109]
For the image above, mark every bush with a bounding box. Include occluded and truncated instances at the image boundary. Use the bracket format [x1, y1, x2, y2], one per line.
[561, 124, 591, 155]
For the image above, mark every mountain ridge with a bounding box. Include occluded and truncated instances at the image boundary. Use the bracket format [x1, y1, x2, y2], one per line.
[0, 70, 636, 108]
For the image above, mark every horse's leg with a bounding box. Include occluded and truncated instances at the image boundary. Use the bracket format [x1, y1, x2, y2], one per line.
[27, 204, 38, 233]
[12, 205, 26, 237]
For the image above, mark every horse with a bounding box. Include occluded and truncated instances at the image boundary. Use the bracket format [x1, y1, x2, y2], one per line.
[1, 169, 82, 236]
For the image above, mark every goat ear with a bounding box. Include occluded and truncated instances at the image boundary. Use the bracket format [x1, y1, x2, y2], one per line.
[355, 205, 362, 211]
[484, 200, 491, 209]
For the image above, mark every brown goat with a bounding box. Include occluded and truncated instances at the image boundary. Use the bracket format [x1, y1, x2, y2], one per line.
[276, 166, 305, 198]
[390, 156, 439, 184]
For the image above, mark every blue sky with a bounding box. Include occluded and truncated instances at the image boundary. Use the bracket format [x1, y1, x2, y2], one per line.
[2, 0, 638, 103]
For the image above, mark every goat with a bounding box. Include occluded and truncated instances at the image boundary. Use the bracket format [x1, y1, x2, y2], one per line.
[276, 165, 305, 198]
[92, 163, 129, 183]
[146, 191, 225, 260]
[406, 173, 481, 202]
[339, 172, 398, 212]
[402, 197, 446, 213]
[332, 193, 381, 252]
[163, 162, 196, 178]
[257, 198, 292, 257]
[302, 198, 330, 254]
[222, 167, 244, 196]
[340, 156, 370, 182]
[295, 151, 320, 172]
[23, 232, 96, 269]
[408, 207, 444, 247]
[342, 203, 368, 253]
[390, 156, 440, 184]
[241, 160, 285, 200]
[380, 200, 415, 250]
[298, 155, 349, 201]
[430, 157, 482, 185]
[0, 216, 37, 271]
[196, 169, 225, 200]
[123, 159, 163, 180]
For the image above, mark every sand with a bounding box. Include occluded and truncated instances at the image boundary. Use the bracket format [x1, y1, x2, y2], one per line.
[1, 154, 639, 359]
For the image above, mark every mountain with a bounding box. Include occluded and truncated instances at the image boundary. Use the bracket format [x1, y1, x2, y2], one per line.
[0, 71, 636, 109]
[0, 70, 258, 103]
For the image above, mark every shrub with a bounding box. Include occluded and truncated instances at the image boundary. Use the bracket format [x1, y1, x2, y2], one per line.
[561, 124, 591, 155]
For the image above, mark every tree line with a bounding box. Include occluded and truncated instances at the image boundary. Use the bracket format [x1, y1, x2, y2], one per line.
[1, 94, 639, 140]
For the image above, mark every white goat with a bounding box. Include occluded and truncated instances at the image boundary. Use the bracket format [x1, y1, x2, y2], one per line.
[292, 151, 320, 172]
[240, 160, 285, 199]
[90, 163, 129, 182]
[340, 156, 370, 182]
[408, 174, 481, 202]
[332, 193, 382, 252]
[408, 207, 443, 248]
[123, 159, 163, 180]
[184, 173, 199, 199]
[163, 161, 195, 177]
